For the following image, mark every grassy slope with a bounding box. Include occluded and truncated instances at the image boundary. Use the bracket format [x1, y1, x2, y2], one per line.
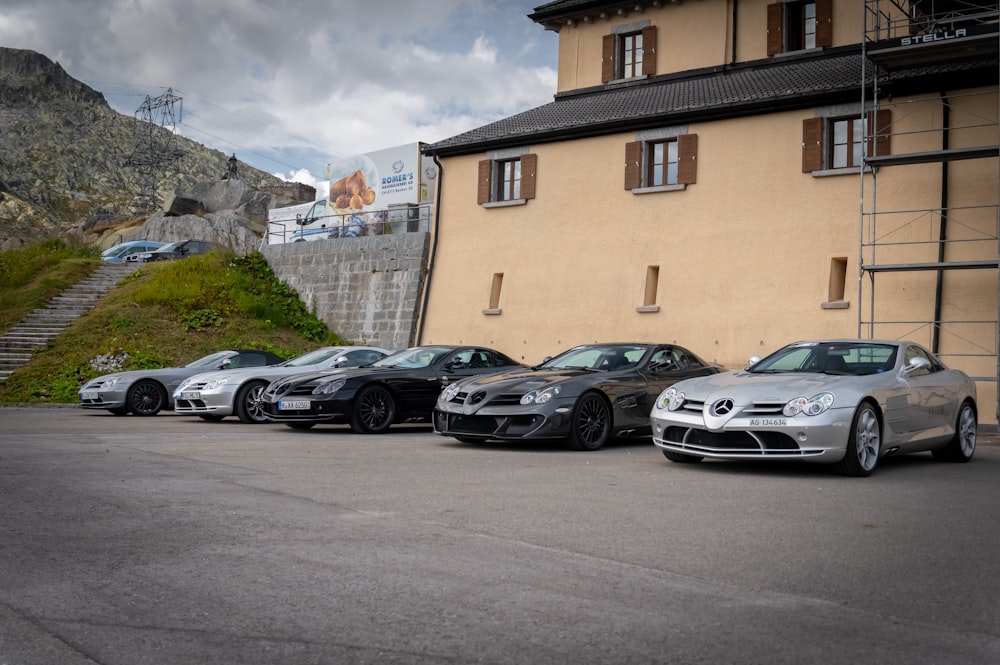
[0, 241, 347, 403]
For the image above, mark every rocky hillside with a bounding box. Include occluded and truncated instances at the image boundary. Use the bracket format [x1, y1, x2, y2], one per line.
[0, 47, 301, 250]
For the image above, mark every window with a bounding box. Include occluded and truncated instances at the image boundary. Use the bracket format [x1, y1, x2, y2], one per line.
[830, 117, 863, 169]
[497, 159, 521, 201]
[484, 273, 503, 315]
[638, 266, 660, 313]
[767, 0, 832, 56]
[477, 154, 537, 205]
[625, 134, 697, 190]
[822, 257, 849, 309]
[648, 140, 678, 187]
[643, 266, 659, 307]
[802, 110, 891, 173]
[602, 26, 657, 82]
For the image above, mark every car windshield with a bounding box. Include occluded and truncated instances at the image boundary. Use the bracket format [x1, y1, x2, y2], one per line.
[372, 346, 452, 369]
[185, 351, 235, 368]
[539, 345, 646, 371]
[749, 342, 897, 376]
[156, 241, 184, 252]
[282, 348, 345, 367]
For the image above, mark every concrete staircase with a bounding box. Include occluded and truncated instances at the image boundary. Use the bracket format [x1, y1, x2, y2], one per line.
[0, 262, 138, 382]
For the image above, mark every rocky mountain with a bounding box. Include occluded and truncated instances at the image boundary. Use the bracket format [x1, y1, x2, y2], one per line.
[0, 47, 310, 251]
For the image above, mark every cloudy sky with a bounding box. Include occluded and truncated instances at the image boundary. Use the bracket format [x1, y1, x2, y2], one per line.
[0, 0, 559, 195]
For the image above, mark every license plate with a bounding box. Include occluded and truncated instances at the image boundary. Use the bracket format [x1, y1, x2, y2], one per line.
[81, 391, 98, 400]
[180, 391, 201, 400]
[749, 418, 787, 427]
[279, 400, 311, 410]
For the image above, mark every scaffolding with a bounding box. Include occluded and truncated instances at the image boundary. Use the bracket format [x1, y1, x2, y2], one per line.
[860, 0, 1000, 420]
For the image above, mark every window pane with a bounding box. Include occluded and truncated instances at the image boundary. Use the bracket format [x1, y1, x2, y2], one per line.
[833, 121, 847, 144]
[666, 141, 678, 184]
[833, 144, 847, 169]
[804, 2, 816, 49]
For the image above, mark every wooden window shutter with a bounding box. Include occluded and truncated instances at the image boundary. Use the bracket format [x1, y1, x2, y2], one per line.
[766, 3, 783, 56]
[677, 134, 698, 185]
[519, 154, 537, 200]
[642, 26, 657, 76]
[477, 159, 492, 204]
[624, 141, 642, 190]
[815, 0, 833, 48]
[801, 118, 823, 172]
[867, 109, 892, 157]
[602, 34, 615, 83]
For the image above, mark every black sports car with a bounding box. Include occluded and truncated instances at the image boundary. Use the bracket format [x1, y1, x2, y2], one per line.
[433, 343, 722, 450]
[259, 345, 523, 433]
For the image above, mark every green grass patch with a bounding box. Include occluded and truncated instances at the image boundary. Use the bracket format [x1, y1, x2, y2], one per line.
[0, 239, 99, 333]
[0, 243, 350, 404]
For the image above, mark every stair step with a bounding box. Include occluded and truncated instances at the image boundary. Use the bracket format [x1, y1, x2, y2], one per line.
[0, 262, 137, 377]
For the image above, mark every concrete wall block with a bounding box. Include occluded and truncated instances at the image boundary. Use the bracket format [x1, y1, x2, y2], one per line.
[262, 234, 429, 350]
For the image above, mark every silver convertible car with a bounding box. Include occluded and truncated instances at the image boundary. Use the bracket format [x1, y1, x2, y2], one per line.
[78, 349, 285, 416]
[172, 346, 391, 423]
[650, 339, 978, 477]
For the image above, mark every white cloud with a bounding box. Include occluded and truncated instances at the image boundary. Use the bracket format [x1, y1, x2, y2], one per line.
[1, 0, 557, 185]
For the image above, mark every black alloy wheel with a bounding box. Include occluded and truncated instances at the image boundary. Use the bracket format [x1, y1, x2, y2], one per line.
[567, 392, 612, 451]
[350, 385, 396, 434]
[126, 380, 166, 416]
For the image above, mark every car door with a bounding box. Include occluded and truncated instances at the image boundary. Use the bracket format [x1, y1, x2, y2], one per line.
[900, 345, 956, 436]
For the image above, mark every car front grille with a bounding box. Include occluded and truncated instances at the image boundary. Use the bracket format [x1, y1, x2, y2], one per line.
[449, 390, 523, 407]
[664, 426, 801, 454]
[679, 398, 786, 416]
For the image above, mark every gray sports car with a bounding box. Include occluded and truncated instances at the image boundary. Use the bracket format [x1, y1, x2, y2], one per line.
[172, 346, 391, 423]
[78, 349, 285, 416]
[434, 343, 722, 450]
[649, 339, 978, 476]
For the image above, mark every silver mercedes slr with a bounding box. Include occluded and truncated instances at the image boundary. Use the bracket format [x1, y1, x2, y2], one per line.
[649, 339, 978, 477]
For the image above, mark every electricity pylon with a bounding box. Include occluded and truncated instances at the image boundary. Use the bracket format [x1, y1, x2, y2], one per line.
[127, 87, 185, 211]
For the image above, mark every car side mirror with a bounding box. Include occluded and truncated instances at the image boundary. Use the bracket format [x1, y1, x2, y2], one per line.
[902, 357, 931, 374]
[745, 355, 761, 370]
[218, 358, 232, 369]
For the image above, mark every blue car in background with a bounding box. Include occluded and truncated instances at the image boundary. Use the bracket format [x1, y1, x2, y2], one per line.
[101, 240, 165, 263]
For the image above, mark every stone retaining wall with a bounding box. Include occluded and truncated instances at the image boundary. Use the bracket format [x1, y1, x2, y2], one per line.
[261, 232, 430, 352]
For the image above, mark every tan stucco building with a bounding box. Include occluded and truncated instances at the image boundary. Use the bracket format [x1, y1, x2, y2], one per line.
[418, 0, 1000, 421]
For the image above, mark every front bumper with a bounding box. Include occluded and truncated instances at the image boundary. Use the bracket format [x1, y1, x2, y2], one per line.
[173, 387, 237, 416]
[79, 388, 127, 410]
[432, 401, 573, 441]
[260, 396, 353, 423]
[650, 406, 855, 463]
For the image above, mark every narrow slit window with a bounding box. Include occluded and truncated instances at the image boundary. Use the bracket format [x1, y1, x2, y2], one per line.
[828, 257, 847, 302]
[644, 266, 659, 306]
[489, 273, 504, 310]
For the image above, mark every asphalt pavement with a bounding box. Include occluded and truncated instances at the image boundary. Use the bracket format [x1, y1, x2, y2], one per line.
[1, 406, 999, 664]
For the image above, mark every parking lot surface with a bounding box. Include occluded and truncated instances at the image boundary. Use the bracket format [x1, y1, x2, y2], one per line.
[2, 407, 999, 664]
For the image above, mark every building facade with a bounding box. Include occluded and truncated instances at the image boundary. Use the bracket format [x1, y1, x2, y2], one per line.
[418, 0, 999, 421]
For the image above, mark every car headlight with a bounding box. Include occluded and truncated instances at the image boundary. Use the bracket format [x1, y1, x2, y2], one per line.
[103, 375, 122, 388]
[783, 392, 835, 417]
[442, 383, 462, 402]
[520, 386, 560, 405]
[312, 378, 346, 395]
[655, 387, 685, 411]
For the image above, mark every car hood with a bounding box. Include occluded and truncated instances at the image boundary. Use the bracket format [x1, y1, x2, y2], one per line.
[671, 370, 857, 403]
[180, 365, 319, 385]
[268, 365, 395, 388]
[455, 368, 601, 393]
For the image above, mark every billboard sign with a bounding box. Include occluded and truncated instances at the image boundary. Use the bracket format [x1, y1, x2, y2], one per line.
[325, 142, 430, 213]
